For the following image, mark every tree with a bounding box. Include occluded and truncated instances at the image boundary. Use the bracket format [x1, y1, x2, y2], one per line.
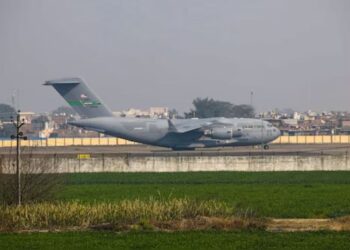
[168, 108, 184, 119]
[0, 147, 62, 205]
[185, 98, 254, 118]
[232, 104, 255, 118]
[0, 104, 16, 138]
[0, 104, 16, 122]
[0, 124, 16, 139]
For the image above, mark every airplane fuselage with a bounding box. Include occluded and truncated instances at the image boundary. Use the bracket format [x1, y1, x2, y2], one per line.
[70, 117, 280, 149]
[45, 78, 280, 150]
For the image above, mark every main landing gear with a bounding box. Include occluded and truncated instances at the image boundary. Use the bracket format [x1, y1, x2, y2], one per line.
[172, 148, 195, 151]
[263, 144, 270, 150]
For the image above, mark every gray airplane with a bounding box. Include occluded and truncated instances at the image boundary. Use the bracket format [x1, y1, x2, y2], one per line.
[45, 78, 280, 150]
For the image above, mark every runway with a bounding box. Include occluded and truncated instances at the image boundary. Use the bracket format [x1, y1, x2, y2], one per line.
[1, 144, 350, 157]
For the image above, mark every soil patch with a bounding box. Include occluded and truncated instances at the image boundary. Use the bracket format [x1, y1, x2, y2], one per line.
[267, 218, 350, 232]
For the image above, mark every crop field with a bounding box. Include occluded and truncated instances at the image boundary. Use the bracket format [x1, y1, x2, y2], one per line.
[59, 171, 350, 218]
[2, 231, 350, 250]
[1, 171, 350, 249]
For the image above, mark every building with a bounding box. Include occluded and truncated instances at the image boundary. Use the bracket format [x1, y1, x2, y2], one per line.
[31, 115, 54, 138]
[19, 112, 36, 124]
[121, 107, 169, 118]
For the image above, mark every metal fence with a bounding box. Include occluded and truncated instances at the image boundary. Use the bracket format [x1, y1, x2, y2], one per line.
[0, 135, 350, 147]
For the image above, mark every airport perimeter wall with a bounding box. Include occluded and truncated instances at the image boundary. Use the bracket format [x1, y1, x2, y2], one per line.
[1, 152, 350, 173]
[1, 135, 350, 147]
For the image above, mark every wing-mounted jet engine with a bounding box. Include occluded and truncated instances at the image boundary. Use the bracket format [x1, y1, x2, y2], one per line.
[204, 126, 243, 140]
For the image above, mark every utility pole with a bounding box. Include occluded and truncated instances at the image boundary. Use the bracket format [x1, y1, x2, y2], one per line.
[10, 110, 27, 206]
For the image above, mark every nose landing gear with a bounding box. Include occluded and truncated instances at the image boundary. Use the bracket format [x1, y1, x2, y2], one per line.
[263, 144, 270, 150]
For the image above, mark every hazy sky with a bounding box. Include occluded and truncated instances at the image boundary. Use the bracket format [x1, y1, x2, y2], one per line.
[0, 0, 349, 113]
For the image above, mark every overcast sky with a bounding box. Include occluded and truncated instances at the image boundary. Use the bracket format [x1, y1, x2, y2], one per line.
[0, 0, 349, 113]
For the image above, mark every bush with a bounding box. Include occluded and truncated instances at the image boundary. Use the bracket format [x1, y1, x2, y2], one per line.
[0, 147, 63, 205]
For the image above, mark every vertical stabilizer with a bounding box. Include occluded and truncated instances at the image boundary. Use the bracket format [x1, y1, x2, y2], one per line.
[44, 77, 113, 118]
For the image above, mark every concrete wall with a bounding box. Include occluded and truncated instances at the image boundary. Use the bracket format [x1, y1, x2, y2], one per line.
[2, 153, 350, 173]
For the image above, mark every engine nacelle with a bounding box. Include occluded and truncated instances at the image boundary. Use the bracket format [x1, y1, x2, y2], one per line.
[208, 127, 242, 140]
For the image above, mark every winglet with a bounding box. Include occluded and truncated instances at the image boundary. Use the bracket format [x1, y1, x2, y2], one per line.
[167, 119, 178, 132]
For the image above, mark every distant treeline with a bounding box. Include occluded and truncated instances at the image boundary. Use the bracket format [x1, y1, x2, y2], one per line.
[183, 97, 254, 118]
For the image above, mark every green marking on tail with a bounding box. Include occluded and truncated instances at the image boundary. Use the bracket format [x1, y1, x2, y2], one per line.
[68, 100, 102, 107]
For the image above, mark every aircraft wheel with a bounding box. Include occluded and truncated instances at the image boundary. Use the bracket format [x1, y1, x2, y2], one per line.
[263, 144, 269, 150]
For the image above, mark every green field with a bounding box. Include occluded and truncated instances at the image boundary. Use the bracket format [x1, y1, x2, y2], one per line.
[2, 171, 350, 249]
[58, 171, 350, 218]
[2, 231, 350, 250]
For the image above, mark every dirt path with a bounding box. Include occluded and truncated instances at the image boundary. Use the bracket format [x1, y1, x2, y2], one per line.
[267, 218, 350, 232]
[3, 217, 350, 233]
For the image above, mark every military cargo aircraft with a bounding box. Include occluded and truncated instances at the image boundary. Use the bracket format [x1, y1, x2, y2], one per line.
[45, 78, 280, 150]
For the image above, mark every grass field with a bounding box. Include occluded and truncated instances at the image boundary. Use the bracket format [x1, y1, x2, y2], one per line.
[58, 171, 350, 218]
[2, 231, 350, 250]
[2, 171, 350, 249]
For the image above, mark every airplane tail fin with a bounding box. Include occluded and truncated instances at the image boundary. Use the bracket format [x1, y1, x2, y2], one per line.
[44, 77, 113, 119]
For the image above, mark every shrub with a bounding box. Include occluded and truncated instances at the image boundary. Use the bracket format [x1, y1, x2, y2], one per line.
[0, 147, 63, 205]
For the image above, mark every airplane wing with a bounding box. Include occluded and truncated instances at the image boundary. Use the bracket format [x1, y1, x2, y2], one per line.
[167, 119, 215, 133]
